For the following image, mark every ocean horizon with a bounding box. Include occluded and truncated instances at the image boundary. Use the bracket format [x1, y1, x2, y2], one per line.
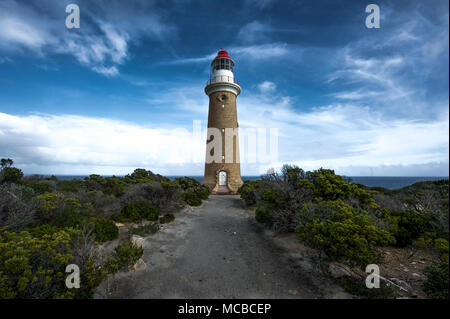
[26, 175, 449, 190]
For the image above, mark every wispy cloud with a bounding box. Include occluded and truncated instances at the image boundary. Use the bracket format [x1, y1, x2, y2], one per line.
[237, 21, 272, 44]
[244, 0, 275, 10]
[160, 53, 216, 65]
[161, 43, 291, 65]
[0, 0, 176, 76]
[257, 81, 276, 93]
[326, 5, 448, 121]
[231, 43, 291, 59]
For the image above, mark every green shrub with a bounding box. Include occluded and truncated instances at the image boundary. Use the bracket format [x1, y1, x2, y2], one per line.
[238, 181, 260, 206]
[297, 179, 314, 191]
[0, 227, 142, 299]
[296, 200, 394, 267]
[174, 177, 201, 190]
[255, 207, 271, 224]
[383, 210, 432, 247]
[0, 227, 79, 298]
[129, 223, 159, 236]
[13, 184, 35, 198]
[308, 168, 374, 205]
[175, 177, 209, 205]
[28, 224, 62, 237]
[195, 185, 210, 200]
[281, 165, 305, 187]
[161, 180, 180, 195]
[159, 214, 175, 224]
[89, 218, 118, 243]
[111, 242, 143, 271]
[182, 189, 202, 206]
[125, 169, 169, 184]
[338, 277, 396, 299]
[261, 189, 286, 209]
[0, 167, 24, 184]
[57, 180, 84, 193]
[83, 175, 127, 196]
[28, 180, 53, 195]
[101, 177, 127, 196]
[422, 261, 449, 299]
[118, 201, 158, 222]
[434, 238, 449, 255]
[36, 194, 90, 230]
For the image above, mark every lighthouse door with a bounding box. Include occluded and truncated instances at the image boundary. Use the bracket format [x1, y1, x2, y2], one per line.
[218, 171, 227, 186]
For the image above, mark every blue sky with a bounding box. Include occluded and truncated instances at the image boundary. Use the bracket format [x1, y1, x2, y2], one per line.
[0, 0, 448, 176]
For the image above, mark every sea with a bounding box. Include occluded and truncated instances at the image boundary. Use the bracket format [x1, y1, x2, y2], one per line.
[49, 175, 449, 190]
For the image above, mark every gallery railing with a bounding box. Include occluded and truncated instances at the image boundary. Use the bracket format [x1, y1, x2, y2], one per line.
[206, 76, 239, 86]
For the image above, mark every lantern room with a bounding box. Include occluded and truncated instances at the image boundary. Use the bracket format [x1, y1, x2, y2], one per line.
[208, 49, 237, 85]
[211, 49, 234, 72]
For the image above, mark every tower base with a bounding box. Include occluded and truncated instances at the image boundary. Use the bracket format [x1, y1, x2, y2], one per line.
[202, 163, 243, 195]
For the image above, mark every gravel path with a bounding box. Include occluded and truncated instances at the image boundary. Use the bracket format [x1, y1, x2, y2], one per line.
[95, 195, 350, 299]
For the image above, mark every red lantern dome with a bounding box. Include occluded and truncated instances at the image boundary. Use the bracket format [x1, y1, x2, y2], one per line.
[214, 48, 231, 60]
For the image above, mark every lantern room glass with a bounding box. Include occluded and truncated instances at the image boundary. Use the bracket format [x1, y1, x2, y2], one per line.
[211, 58, 234, 73]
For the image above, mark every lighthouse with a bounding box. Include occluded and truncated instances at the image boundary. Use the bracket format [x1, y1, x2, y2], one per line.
[202, 49, 244, 194]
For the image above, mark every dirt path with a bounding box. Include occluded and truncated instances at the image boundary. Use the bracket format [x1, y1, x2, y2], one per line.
[95, 195, 351, 299]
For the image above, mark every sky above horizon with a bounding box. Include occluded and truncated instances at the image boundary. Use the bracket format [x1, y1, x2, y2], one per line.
[0, 0, 448, 176]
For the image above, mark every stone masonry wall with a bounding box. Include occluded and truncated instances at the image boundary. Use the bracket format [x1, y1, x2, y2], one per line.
[202, 90, 244, 194]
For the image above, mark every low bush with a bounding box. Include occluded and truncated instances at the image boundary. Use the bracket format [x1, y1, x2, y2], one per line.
[338, 277, 396, 299]
[175, 177, 209, 206]
[117, 201, 158, 222]
[296, 200, 394, 267]
[182, 189, 202, 206]
[88, 218, 118, 243]
[382, 209, 432, 247]
[125, 168, 169, 184]
[195, 186, 210, 200]
[261, 189, 287, 210]
[109, 242, 143, 272]
[57, 180, 85, 193]
[0, 227, 79, 298]
[0, 226, 144, 299]
[121, 181, 180, 210]
[160, 180, 181, 203]
[129, 223, 159, 236]
[0, 167, 24, 184]
[238, 181, 260, 206]
[255, 207, 271, 224]
[0, 184, 36, 232]
[308, 168, 374, 206]
[174, 177, 200, 190]
[422, 261, 449, 299]
[159, 214, 175, 224]
[434, 238, 449, 255]
[0, 159, 191, 299]
[27, 180, 54, 195]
